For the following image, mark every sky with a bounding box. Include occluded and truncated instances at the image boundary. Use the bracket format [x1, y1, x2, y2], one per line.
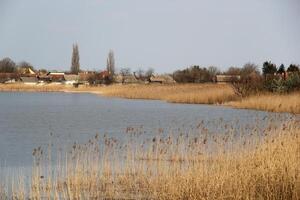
[0, 0, 299, 73]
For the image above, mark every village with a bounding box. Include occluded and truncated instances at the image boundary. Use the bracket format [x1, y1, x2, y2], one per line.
[1, 45, 299, 89]
[0, 61, 245, 86]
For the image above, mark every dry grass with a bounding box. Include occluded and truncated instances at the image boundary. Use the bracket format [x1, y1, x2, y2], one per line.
[100, 83, 237, 104]
[0, 83, 103, 94]
[1, 120, 299, 199]
[227, 93, 300, 114]
[0, 83, 68, 92]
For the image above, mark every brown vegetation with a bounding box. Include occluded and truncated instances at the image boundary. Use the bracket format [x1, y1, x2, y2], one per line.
[0, 83, 68, 92]
[1, 120, 299, 199]
[100, 84, 237, 104]
[226, 92, 300, 114]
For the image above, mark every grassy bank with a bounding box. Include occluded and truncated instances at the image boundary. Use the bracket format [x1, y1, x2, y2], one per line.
[1, 120, 299, 199]
[1, 83, 300, 114]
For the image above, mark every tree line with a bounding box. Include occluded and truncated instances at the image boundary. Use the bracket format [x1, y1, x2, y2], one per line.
[0, 58, 35, 73]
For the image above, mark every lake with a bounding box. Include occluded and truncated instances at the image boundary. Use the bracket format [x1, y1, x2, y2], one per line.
[0, 92, 294, 168]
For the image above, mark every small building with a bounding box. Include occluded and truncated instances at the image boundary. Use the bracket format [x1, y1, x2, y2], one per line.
[150, 74, 176, 84]
[64, 74, 79, 85]
[20, 76, 38, 84]
[215, 75, 241, 83]
[99, 70, 109, 79]
[37, 74, 51, 83]
[78, 72, 95, 84]
[48, 72, 65, 83]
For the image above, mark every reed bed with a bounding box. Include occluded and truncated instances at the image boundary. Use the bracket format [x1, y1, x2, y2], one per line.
[227, 92, 300, 114]
[100, 84, 237, 104]
[0, 83, 103, 94]
[0, 83, 68, 92]
[1, 119, 299, 199]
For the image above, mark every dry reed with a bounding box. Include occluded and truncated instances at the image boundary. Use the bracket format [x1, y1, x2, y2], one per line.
[100, 84, 237, 104]
[1, 119, 299, 199]
[227, 92, 300, 114]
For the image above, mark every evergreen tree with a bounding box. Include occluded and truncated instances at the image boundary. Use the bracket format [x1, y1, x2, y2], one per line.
[277, 64, 285, 74]
[106, 50, 115, 78]
[71, 44, 80, 74]
[262, 61, 277, 76]
[287, 64, 299, 72]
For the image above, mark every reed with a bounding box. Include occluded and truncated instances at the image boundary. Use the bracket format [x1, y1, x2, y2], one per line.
[0, 83, 68, 92]
[1, 120, 299, 199]
[100, 83, 237, 104]
[226, 92, 300, 114]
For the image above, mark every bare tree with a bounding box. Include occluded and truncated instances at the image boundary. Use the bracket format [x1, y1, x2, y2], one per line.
[133, 68, 154, 82]
[71, 44, 80, 74]
[241, 63, 260, 77]
[120, 67, 131, 83]
[106, 50, 115, 80]
[0, 57, 17, 73]
[145, 68, 154, 78]
[225, 67, 241, 75]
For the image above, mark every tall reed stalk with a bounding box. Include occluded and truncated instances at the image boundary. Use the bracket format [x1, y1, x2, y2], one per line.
[1, 120, 299, 199]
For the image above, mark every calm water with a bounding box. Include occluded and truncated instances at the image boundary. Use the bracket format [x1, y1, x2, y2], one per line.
[0, 92, 294, 168]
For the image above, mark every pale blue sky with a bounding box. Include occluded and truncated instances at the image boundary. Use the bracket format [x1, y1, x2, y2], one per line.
[0, 0, 299, 73]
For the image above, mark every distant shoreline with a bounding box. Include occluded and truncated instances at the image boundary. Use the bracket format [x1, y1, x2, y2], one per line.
[0, 83, 299, 114]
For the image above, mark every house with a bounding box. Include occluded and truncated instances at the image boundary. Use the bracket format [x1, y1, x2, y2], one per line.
[78, 72, 95, 84]
[115, 74, 139, 84]
[20, 76, 38, 84]
[48, 72, 65, 83]
[150, 74, 176, 84]
[37, 74, 51, 83]
[215, 75, 241, 83]
[99, 70, 110, 79]
[64, 74, 79, 85]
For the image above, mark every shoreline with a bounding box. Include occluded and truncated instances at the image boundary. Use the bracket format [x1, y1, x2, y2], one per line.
[0, 83, 299, 114]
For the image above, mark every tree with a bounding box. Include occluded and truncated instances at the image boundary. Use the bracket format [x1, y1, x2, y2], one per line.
[145, 68, 154, 78]
[229, 63, 263, 97]
[208, 66, 219, 76]
[277, 64, 285, 74]
[71, 44, 80, 74]
[173, 66, 213, 83]
[241, 63, 260, 77]
[262, 61, 277, 76]
[225, 67, 241, 75]
[0, 57, 17, 73]
[207, 66, 220, 82]
[287, 64, 299, 73]
[120, 67, 131, 83]
[18, 61, 33, 69]
[133, 68, 154, 82]
[106, 50, 115, 80]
